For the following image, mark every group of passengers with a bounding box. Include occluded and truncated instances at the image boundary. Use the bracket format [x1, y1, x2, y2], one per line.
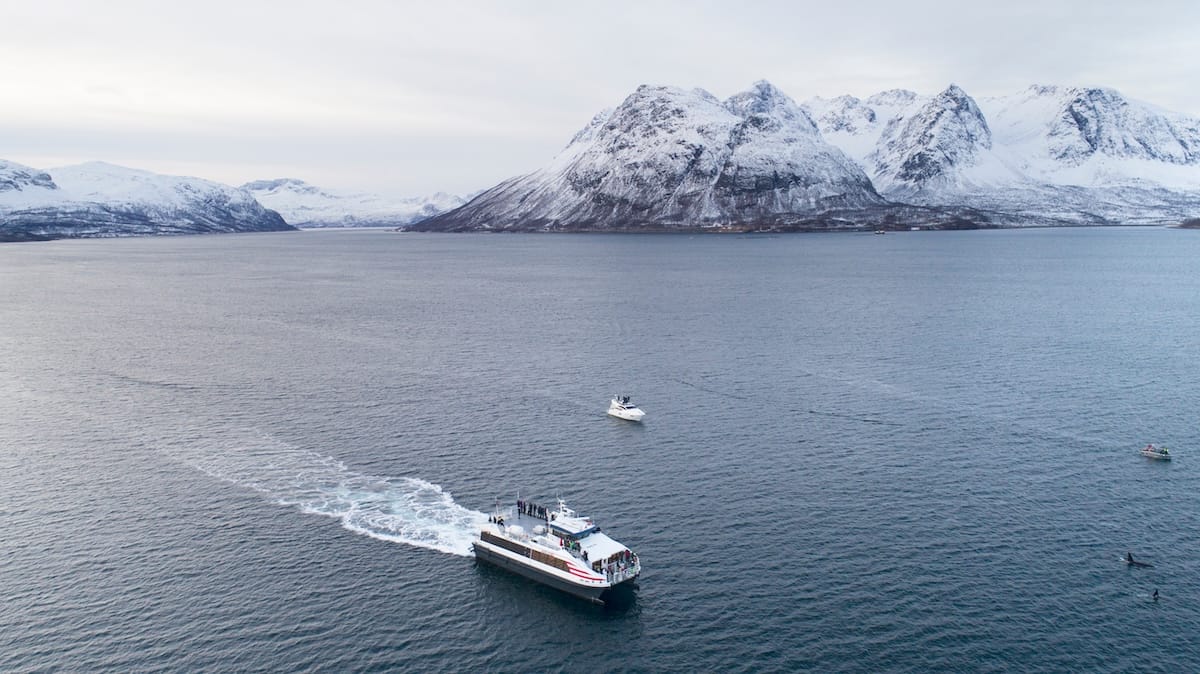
[597, 549, 638, 578]
[516, 499, 549, 519]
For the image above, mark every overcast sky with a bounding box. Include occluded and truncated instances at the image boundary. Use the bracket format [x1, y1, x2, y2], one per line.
[3, 1, 1197, 196]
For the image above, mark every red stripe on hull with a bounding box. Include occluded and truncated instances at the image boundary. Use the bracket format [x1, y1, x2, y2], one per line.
[567, 567, 604, 581]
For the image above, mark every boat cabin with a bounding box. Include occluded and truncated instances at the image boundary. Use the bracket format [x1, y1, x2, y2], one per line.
[612, 395, 638, 409]
[515, 497, 640, 581]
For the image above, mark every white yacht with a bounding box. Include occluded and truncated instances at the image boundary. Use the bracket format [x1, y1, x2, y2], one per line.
[607, 395, 646, 422]
[473, 498, 641, 605]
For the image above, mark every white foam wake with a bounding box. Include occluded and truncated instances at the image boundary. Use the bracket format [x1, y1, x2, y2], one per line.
[168, 429, 487, 556]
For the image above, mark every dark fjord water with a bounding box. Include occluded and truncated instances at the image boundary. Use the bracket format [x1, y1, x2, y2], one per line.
[2, 228, 1198, 672]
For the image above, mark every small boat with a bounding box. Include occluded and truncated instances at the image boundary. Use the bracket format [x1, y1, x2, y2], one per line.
[473, 498, 641, 605]
[607, 395, 645, 422]
[1139, 444, 1171, 460]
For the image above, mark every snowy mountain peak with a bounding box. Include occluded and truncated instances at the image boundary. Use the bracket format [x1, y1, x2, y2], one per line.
[0, 159, 58, 193]
[1043, 86, 1200, 165]
[869, 84, 992, 193]
[866, 89, 919, 107]
[1025, 83, 1067, 98]
[724, 80, 818, 134]
[567, 108, 615, 146]
[807, 95, 876, 134]
[413, 81, 887, 232]
[241, 177, 324, 195]
[50, 162, 263, 208]
[242, 178, 466, 228]
[604, 86, 733, 140]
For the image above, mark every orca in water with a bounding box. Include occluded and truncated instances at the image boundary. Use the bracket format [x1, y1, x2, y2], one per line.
[1126, 552, 1155, 568]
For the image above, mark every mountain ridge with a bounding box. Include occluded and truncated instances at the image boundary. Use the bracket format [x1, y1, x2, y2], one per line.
[0, 161, 292, 242]
[242, 178, 466, 229]
[413, 81, 915, 232]
[806, 83, 1200, 225]
[7, 79, 1198, 240]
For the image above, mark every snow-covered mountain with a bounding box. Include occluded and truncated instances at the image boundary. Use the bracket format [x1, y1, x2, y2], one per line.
[805, 84, 1200, 225]
[0, 160, 292, 242]
[242, 178, 465, 228]
[869, 85, 994, 195]
[0, 160, 58, 196]
[412, 81, 947, 232]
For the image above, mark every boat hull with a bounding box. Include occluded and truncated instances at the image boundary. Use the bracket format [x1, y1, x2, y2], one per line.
[473, 541, 608, 604]
[1140, 450, 1171, 461]
[607, 408, 645, 422]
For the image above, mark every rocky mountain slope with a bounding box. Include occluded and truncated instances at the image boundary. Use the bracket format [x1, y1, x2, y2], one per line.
[411, 81, 956, 232]
[243, 178, 465, 228]
[804, 84, 1200, 225]
[0, 161, 293, 242]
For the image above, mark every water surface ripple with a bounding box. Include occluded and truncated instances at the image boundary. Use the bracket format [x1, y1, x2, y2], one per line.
[1, 228, 1198, 671]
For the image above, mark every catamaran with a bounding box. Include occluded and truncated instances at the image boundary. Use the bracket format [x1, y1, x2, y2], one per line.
[473, 498, 641, 605]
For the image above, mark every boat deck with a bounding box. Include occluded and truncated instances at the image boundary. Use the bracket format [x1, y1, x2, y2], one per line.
[502, 506, 640, 585]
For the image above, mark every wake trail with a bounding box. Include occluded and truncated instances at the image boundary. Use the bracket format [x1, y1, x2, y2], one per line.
[163, 428, 487, 556]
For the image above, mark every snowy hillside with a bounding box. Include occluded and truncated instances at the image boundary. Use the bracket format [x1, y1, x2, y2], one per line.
[980, 85, 1200, 188]
[0, 161, 292, 242]
[803, 89, 926, 167]
[869, 85, 995, 195]
[243, 178, 465, 228]
[412, 81, 928, 232]
[805, 84, 1200, 225]
[0, 160, 59, 200]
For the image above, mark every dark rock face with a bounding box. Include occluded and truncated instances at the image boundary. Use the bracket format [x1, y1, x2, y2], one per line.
[1046, 87, 1200, 165]
[0, 202, 291, 242]
[413, 81, 899, 232]
[870, 85, 992, 193]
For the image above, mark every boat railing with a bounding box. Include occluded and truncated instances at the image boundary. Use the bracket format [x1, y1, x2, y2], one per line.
[608, 565, 639, 584]
[602, 560, 640, 584]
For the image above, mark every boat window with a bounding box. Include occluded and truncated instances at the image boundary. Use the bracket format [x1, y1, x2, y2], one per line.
[481, 531, 531, 557]
[482, 532, 570, 572]
[530, 549, 569, 572]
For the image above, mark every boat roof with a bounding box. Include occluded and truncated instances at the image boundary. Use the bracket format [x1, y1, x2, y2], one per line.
[513, 499, 634, 561]
[552, 518, 600, 537]
[577, 530, 629, 561]
[548, 506, 597, 536]
[489, 521, 631, 568]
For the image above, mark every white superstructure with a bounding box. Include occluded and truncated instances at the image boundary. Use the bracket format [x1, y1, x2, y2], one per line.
[607, 396, 646, 422]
